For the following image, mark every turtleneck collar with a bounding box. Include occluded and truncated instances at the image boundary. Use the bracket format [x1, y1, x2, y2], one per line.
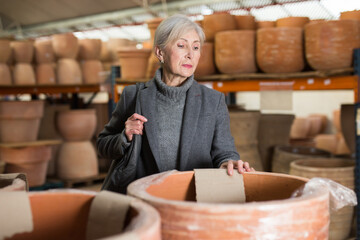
[154, 68, 194, 100]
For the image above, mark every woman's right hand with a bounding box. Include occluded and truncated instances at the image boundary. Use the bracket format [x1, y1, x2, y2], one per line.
[125, 113, 148, 141]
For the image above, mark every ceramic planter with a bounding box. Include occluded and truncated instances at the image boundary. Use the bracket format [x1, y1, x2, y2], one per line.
[256, 21, 275, 29]
[78, 39, 102, 60]
[194, 42, 215, 78]
[0, 63, 12, 85]
[13, 63, 36, 85]
[57, 58, 82, 85]
[276, 17, 310, 28]
[340, 10, 360, 20]
[81, 60, 104, 84]
[290, 117, 312, 139]
[128, 171, 329, 239]
[234, 15, 256, 30]
[36, 63, 56, 85]
[314, 134, 338, 154]
[52, 33, 79, 59]
[117, 48, 151, 80]
[333, 109, 341, 132]
[34, 38, 55, 63]
[0, 39, 11, 63]
[11, 40, 34, 63]
[307, 115, 324, 137]
[107, 38, 137, 61]
[203, 13, 237, 42]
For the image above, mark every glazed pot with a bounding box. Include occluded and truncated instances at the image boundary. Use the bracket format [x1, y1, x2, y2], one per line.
[56, 109, 96, 141]
[256, 21, 275, 29]
[290, 117, 311, 139]
[0, 39, 11, 63]
[128, 170, 329, 239]
[0, 100, 44, 143]
[203, 13, 237, 42]
[78, 39, 102, 60]
[0, 63, 12, 85]
[107, 38, 137, 61]
[57, 58, 82, 85]
[1, 145, 51, 187]
[314, 134, 338, 154]
[117, 48, 151, 80]
[11, 40, 34, 63]
[81, 60, 104, 84]
[276, 17, 310, 28]
[257, 27, 304, 73]
[215, 30, 256, 74]
[194, 42, 215, 78]
[13, 63, 36, 85]
[340, 10, 360, 20]
[34, 38, 55, 63]
[234, 15, 256, 30]
[52, 33, 79, 59]
[57, 141, 98, 180]
[5, 191, 161, 240]
[36, 63, 56, 85]
[305, 20, 360, 70]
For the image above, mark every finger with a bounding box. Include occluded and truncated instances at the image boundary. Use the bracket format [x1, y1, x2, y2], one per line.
[227, 160, 234, 176]
[129, 113, 148, 122]
[237, 160, 244, 173]
[244, 162, 251, 172]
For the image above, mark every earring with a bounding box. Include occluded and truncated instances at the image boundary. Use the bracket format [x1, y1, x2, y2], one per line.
[160, 60, 164, 64]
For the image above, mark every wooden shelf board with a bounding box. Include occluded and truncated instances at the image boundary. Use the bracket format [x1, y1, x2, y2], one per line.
[0, 139, 63, 148]
[0, 84, 105, 95]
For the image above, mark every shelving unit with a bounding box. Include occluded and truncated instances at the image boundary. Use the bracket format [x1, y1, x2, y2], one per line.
[0, 84, 107, 95]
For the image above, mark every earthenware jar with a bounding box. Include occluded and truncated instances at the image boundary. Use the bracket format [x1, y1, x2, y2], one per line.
[56, 58, 82, 85]
[234, 15, 256, 30]
[78, 39, 102, 60]
[13, 63, 36, 85]
[81, 60, 104, 84]
[276, 17, 310, 28]
[11, 40, 34, 63]
[256, 21, 275, 29]
[0, 64, 11, 85]
[194, 42, 215, 78]
[0, 39, 11, 63]
[117, 48, 151, 80]
[52, 33, 79, 59]
[34, 38, 55, 63]
[203, 13, 237, 42]
[36, 63, 56, 85]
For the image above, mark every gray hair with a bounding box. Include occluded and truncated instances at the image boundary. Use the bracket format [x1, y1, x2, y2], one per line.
[154, 14, 205, 51]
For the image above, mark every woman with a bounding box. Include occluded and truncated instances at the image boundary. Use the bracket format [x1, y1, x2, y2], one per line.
[97, 14, 254, 188]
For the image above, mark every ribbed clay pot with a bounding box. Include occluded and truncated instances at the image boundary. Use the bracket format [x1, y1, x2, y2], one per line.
[0, 100, 44, 143]
[81, 60, 104, 84]
[13, 63, 36, 85]
[276, 17, 310, 28]
[290, 158, 355, 240]
[78, 39, 101, 60]
[234, 15, 256, 30]
[57, 141, 98, 180]
[52, 33, 79, 59]
[5, 191, 161, 240]
[128, 171, 329, 239]
[314, 134, 338, 154]
[56, 109, 97, 141]
[0, 63, 12, 85]
[305, 20, 360, 70]
[203, 13, 237, 42]
[0, 39, 11, 63]
[257, 27, 304, 73]
[257, 114, 295, 172]
[117, 48, 151, 80]
[272, 145, 331, 174]
[107, 38, 137, 61]
[34, 38, 55, 63]
[194, 42, 215, 78]
[11, 40, 34, 63]
[340, 10, 360, 20]
[256, 21, 275, 29]
[57, 58, 82, 85]
[1, 146, 51, 187]
[290, 117, 312, 139]
[36, 63, 56, 85]
[215, 30, 256, 74]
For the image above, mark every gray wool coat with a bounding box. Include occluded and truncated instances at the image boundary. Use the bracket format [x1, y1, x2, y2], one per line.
[96, 78, 240, 180]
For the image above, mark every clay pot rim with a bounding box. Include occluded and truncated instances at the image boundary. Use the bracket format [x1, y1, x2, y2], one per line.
[290, 158, 355, 171]
[276, 145, 331, 156]
[216, 30, 255, 36]
[277, 16, 310, 21]
[118, 48, 151, 54]
[305, 19, 360, 28]
[1, 145, 52, 164]
[128, 170, 329, 210]
[257, 27, 303, 33]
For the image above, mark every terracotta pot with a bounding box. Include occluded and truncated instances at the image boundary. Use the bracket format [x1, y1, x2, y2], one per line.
[0, 39, 11, 63]
[100, 41, 112, 62]
[78, 39, 101, 60]
[6, 191, 161, 240]
[256, 21, 275, 29]
[107, 38, 137, 61]
[34, 38, 55, 63]
[203, 13, 237, 42]
[290, 117, 311, 139]
[52, 33, 79, 59]
[307, 115, 323, 137]
[57, 141, 99, 180]
[13, 63, 36, 85]
[309, 113, 327, 133]
[336, 133, 351, 155]
[36, 63, 56, 85]
[11, 40, 34, 63]
[81, 60, 104, 84]
[314, 134, 338, 154]
[56, 109, 97, 141]
[272, 145, 331, 174]
[57, 58, 82, 85]
[117, 48, 151, 80]
[128, 171, 329, 239]
[234, 15, 256, 30]
[305, 20, 360, 70]
[0, 100, 44, 143]
[194, 42, 215, 78]
[215, 30, 256, 74]
[257, 27, 304, 73]
[340, 10, 360, 20]
[333, 109, 341, 132]
[258, 114, 295, 172]
[0, 63, 12, 85]
[1, 146, 51, 187]
[276, 17, 310, 28]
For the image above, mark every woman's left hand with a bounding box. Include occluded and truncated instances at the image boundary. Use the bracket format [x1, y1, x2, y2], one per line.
[220, 160, 255, 176]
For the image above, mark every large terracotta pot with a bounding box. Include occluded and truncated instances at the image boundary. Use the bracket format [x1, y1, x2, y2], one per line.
[128, 171, 329, 239]
[52, 33, 79, 59]
[194, 42, 215, 78]
[290, 158, 355, 240]
[13, 63, 36, 85]
[78, 39, 101, 60]
[36, 63, 56, 85]
[5, 191, 161, 240]
[57, 58, 82, 85]
[314, 134, 338, 154]
[309, 113, 328, 134]
[0, 39, 11, 63]
[203, 13, 237, 42]
[117, 48, 151, 80]
[307, 115, 324, 137]
[0, 63, 12, 85]
[340, 10, 360, 20]
[107, 38, 137, 61]
[234, 15, 256, 30]
[34, 38, 55, 63]
[305, 20, 360, 70]
[81, 60, 104, 84]
[56, 109, 97, 141]
[215, 30, 256, 74]
[257, 27, 304, 73]
[57, 141, 99, 180]
[0, 100, 44, 143]
[256, 21, 275, 29]
[1, 145, 51, 187]
[290, 117, 311, 139]
[276, 17, 310, 28]
[11, 40, 34, 63]
[333, 109, 341, 132]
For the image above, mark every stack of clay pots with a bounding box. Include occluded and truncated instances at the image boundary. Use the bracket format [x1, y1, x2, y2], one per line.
[34, 38, 56, 85]
[0, 39, 12, 85]
[52, 33, 82, 85]
[79, 39, 105, 84]
[117, 47, 151, 80]
[56, 109, 99, 180]
[194, 42, 216, 78]
[11, 40, 36, 85]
